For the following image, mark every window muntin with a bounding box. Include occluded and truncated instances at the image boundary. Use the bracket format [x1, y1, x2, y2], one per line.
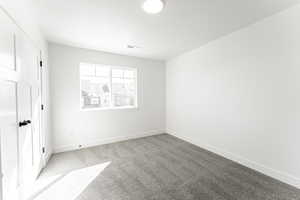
[80, 63, 137, 110]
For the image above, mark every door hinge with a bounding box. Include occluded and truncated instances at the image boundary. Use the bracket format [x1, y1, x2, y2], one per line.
[41, 104, 44, 110]
[42, 147, 45, 154]
[40, 60, 43, 67]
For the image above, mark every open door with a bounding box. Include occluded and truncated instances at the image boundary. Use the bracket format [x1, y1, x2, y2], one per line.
[0, 8, 45, 200]
[16, 25, 44, 199]
[0, 9, 20, 200]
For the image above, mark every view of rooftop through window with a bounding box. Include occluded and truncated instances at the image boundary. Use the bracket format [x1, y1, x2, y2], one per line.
[80, 63, 137, 110]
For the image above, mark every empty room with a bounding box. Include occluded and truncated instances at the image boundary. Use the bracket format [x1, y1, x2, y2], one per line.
[1, 0, 300, 199]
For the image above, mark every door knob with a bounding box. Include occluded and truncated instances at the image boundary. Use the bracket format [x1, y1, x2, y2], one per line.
[19, 120, 31, 127]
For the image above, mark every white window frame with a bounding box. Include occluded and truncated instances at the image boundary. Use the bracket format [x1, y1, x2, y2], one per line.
[79, 62, 138, 111]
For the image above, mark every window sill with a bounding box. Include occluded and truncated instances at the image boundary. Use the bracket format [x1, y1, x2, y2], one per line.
[80, 106, 139, 112]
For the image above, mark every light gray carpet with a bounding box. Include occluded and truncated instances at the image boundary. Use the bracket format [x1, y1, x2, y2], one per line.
[47, 134, 300, 200]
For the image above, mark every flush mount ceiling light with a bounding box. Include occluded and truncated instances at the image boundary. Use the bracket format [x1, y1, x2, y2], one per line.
[142, 0, 165, 14]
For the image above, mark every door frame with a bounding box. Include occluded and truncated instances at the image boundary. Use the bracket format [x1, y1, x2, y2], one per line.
[39, 50, 47, 170]
[38, 50, 48, 172]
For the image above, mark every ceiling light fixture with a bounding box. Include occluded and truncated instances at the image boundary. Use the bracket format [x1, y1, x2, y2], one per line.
[142, 0, 165, 14]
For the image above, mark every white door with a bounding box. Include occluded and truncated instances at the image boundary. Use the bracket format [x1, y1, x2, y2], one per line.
[0, 81, 19, 200]
[17, 83, 34, 196]
[0, 8, 45, 200]
[0, 9, 20, 200]
[16, 26, 44, 198]
[32, 60, 43, 178]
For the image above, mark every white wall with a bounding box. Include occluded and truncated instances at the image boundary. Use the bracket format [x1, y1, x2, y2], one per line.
[166, 4, 300, 188]
[49, 43, 165, 152]
[0, 0, 52, 163]
[0, 0, 44, 47]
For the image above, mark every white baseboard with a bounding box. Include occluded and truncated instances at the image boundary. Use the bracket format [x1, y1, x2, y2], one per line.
[168, 131, 300, 189]
[53, 129, 165, 153]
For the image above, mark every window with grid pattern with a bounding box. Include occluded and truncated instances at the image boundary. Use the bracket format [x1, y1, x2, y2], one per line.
[80, 63, 137, 110]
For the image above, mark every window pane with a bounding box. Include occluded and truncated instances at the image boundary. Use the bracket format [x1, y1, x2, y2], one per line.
[124, 78, 136, 92]
[80, 63, 137, 109]
[80, 63, 95, 76]
[81, 78, 111, 109]
[124, 70, 135, 78]
[112, 69, 123, 78]
[112, 77, 136, 107]
[96, 65, 110, 77]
